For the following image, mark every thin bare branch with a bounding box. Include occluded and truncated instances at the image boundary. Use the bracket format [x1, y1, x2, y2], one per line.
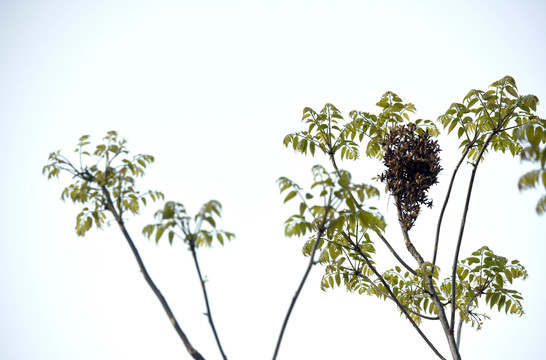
[375, 230, 417, 275]
[272, 209, 330, 360]
[449, 133, 494, 333]
[189, 239, 227, 360]
[100, 185, 205, 360]
[433, 144, 471, 265]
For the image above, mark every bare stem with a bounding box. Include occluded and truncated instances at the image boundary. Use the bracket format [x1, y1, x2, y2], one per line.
[272, 214, 329, 360]
[190, 240, 227, 360]
[397, 216, 460, 360]
[101, 186, 205, 360]
[375, 230, 417, 275]
[433, 145, 471, 265]
[343, 232, 446, 360]
[449, 133, 494, 333]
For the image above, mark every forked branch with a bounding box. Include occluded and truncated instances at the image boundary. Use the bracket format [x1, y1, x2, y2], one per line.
[101, 186, 205, 360]
[398, 221, 460, 360]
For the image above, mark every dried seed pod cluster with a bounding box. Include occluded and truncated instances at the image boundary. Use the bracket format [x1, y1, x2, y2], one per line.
[379, 123, 442, 230]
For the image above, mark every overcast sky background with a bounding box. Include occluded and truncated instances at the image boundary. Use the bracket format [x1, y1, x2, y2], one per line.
[1, 1, 545, 359]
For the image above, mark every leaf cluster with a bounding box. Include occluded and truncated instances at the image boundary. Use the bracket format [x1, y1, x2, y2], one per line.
[446, 246, 527, 330]
[278, 164, 383, 240]
[277, 163, 387, 294]
[283, 94, 439, 162]
[516, 121, 546, 214]
[283, 104, 359, 160]
[346, 92, 439, 160]
[142, 200, 234, 248]
[42, 131, 163, 236]
[438, 76, 542, 161]
[323, 258, 443, 324]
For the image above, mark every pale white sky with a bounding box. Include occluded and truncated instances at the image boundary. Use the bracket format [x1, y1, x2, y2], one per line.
[1, 1, 545, 359]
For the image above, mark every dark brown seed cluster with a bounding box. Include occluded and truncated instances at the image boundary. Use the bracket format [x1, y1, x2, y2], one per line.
[379, 124, 442, 230]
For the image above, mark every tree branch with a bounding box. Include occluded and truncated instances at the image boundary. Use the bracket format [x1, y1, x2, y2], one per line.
[342, 232, 446, 360]
[329, 154, 416, 275]
[398, 221, 461, 360]
[101, 185, 205, 360]
[189, 239, 227, 360]
[433, 144, 471, 265]
[397, 207, 426, 265]
[329, 149, 448, 356]
[476, 95, 496, 130]
[272, 211, 329, 360]
[375, 230, 417, 275]
[456, 290, 482, 348]
[350, 267, 439, 321]
[449, 133, 494, 334]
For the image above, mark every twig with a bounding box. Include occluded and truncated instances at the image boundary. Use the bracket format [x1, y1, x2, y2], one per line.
[449, 133, 494, 333]
[433, 144, 471, 265]
[272, 210, 330, 360]
[375, 230, 417, 275]
[189, 239, 227, 360]
[456, 290, 483, 347]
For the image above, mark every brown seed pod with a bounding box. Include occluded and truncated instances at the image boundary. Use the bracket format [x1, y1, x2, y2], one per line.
[378, 124, 442, 230]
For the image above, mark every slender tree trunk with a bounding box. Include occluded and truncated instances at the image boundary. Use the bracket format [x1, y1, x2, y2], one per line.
[190, 242, 227, 359]
[399, 227, 461, 360]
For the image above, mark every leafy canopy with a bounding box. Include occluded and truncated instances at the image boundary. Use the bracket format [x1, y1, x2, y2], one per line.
[280, 75, 541, 336]
[43, 131, 164, 236]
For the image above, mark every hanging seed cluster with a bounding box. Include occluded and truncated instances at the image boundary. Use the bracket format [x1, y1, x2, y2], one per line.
[379, 124, 442, 230]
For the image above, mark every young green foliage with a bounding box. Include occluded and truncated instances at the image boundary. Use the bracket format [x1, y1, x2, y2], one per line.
[346, 92, 439, 160]
[278, 164, 384, 253]
[438, 76, 543, 161]
[43, 131, 164, 236]
[142, 199, 233, 360]
[142, 200, 234, 247]
[44, 131, 206, 359]
[515, 121, 546, 214]
[283, 103, 360, 160]
[280, 76, 537, 360]
[447, 246, 527, 331]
